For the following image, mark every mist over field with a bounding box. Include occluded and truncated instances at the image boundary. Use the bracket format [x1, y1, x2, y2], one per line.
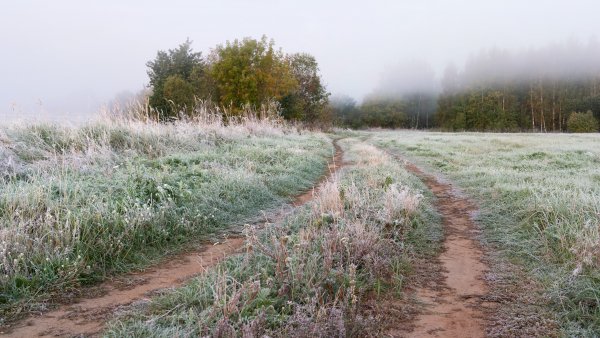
[2, 0, 600, 122]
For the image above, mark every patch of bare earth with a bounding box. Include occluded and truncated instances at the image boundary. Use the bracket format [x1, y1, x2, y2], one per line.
[385, 160, 492, 338]
[378, 153, 558, 337]
[1, 141, 344, 338]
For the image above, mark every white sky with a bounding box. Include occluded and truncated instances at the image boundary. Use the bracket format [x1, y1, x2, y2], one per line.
[2, 0, 600, 119]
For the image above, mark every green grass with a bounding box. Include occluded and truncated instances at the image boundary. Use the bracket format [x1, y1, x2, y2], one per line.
[0, 119, 332, 323]
[103, 137, 442, 337]
[371, 131, 600, 336]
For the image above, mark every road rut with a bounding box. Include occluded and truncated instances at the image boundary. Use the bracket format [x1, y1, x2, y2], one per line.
[389, 158, 490, 338]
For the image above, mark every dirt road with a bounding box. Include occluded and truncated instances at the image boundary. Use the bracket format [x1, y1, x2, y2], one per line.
[389, 158, 490, 337]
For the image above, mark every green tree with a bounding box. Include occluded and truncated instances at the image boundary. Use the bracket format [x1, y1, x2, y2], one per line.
[162, 75, 195, 115]
[281, 53, 330, 123]
[147, 39, 204, 120]
[567, 111, 599, 132]
[209, 36, 297, 113]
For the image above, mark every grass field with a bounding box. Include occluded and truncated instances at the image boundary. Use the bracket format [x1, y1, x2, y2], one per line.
[0, 117, 332, 322]
[103, 136, 442, 336]
[4, 122, 600, 336]
[372, 131, 600, 335]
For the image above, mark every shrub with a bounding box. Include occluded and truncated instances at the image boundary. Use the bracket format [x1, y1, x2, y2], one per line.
[567, 111, 599, 133]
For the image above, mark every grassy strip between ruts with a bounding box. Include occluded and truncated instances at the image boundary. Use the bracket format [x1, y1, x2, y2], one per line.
[0, 118, 331, 323]
[371, 131, 600, 336]
[103, 137, 441, 337]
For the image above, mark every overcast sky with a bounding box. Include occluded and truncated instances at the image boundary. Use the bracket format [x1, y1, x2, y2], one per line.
[2, 0, 600, 119]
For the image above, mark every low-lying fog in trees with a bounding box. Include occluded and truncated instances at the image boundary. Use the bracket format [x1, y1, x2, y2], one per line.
[435, 39, 600, 132]
[332, 39, 600, 132]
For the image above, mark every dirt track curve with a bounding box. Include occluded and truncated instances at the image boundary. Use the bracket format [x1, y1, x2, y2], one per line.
[389, 157, 490, 337]
[3, 140, 344, 338]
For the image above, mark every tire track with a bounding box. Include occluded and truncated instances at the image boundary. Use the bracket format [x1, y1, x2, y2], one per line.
[388, 156, 490, 338]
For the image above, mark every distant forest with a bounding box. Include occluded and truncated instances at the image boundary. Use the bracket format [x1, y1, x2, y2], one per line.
[435, 41, 600, 132]
[331, 40, 600, 132]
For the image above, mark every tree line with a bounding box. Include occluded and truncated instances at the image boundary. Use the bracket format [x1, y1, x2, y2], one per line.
[434, 41, 600, 132]
[331, 41, 600, 132]
[146, 37, 600, 132]
[146, 36, 329, 123]
[330, 60, 437, 129]
[329, 94, 436, 129]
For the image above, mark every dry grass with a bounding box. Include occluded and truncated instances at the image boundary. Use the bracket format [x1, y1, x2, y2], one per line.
[104, 137, 440, 337]
[0, 105, 332, 323]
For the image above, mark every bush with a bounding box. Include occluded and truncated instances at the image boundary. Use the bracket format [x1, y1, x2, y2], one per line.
[567, 111, 599, 133]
